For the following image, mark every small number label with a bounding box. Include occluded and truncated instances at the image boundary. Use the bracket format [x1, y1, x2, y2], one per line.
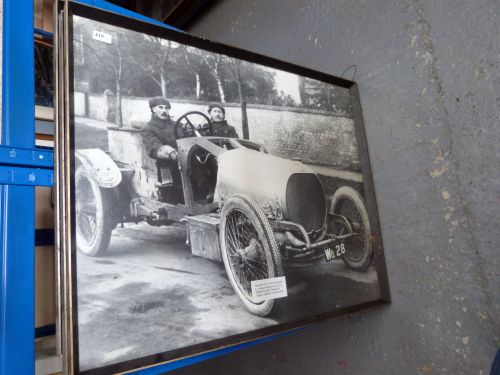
[335, 243, 346, 257]
[92, 31, 112, 44]
[324, 243, 346, 262]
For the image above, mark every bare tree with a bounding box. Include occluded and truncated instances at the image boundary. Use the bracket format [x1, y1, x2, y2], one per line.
[127, 36, 173, 97]
[201, 53, 226, 102]
[183, 46, 202, 99]
[74, 27, 125, 127]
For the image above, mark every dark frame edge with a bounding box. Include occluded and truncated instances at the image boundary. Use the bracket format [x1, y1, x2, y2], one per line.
[58, 0, 81, 374]
[349, 83, 391, 304]
[82, 299, 389, 375]
[67, 2, 82, 373]
[68, 0, 354, 89]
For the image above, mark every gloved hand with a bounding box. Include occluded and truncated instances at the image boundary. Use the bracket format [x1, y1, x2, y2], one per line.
[157, 145, 178, 160]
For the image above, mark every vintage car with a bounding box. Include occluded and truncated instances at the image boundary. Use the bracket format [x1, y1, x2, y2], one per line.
[75, 111, 373, 316]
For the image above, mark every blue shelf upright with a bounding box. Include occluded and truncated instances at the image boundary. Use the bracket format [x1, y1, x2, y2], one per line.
[0, 1, 55, 374]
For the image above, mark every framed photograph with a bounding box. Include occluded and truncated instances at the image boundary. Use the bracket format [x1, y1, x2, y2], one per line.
[57, 2, 390, 374]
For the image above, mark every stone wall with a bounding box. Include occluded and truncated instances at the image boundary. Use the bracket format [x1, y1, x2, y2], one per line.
[244, 107, 358, 170]
[75, 94, 358, 170]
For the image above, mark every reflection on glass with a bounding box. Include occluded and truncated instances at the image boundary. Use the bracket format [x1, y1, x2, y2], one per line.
[35, 42, 53, 107]
[68, 15, 385, 373]
[34, 0, 53, 32]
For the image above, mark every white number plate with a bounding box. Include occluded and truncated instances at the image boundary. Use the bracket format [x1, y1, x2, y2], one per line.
[324, 242, 346, 262]
[92, 31, 112, 44]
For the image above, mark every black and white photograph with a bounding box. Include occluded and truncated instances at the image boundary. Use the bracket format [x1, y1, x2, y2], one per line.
[61, 4, 389, 374]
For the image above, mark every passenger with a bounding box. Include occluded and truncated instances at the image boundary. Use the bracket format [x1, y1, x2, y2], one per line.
[205, 103, 239, 138]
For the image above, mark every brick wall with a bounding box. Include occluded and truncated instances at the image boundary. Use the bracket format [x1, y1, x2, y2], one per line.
[243, 107, 359, 171]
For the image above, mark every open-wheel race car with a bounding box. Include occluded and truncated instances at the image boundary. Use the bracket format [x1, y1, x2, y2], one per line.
[75, 111, 373, 316]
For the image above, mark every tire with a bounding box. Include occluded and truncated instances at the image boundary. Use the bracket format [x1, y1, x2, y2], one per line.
[75, 166, 117, 256]
[220, 194, 283, 317]
[330, 186, 373, 272]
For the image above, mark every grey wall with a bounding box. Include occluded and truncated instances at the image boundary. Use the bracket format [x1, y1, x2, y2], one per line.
[169, 1, 500, 374]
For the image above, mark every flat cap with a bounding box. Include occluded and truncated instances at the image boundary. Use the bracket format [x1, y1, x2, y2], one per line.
[149, 96, 171, 109]
[208, 102, 225, 114]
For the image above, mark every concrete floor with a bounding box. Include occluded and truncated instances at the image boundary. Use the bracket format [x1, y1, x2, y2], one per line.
[76, 222, 379, 371]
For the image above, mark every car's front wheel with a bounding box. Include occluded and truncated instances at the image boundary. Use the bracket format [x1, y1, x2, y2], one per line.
[220, 194, 283, 316]
[75, 165, 117, 256]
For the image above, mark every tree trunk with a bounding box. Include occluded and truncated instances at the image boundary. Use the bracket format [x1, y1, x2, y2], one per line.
[160, 41, 171, 98]
[115, 48, 123, 127]
[234, 60, 244, 103]
[233, 60, 248, 139]
[215, 73, 226, 103]
[195, 73, 200, 99]
[116, 83, 122, 128]
[201, 54, 226, 102]
[160, 68, 168, 97]
[79, 30, 85, 64]
[241, 101, 249, 140]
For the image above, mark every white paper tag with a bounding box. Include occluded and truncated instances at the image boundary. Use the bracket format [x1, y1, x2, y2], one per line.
[92, 31, 112, 44]
[251, 276, 288, 301]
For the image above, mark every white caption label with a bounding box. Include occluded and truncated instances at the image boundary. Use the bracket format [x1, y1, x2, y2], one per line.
[251, 276, 288, 302]
[92, 31, 112, 44]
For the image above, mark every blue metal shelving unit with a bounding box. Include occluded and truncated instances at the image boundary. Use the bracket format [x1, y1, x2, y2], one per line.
[0, 1, 47, 374]
[0, 1, 292, 373]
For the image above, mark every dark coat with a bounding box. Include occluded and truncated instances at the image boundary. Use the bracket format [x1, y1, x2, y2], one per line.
[141, 115, 177, 159]
[210, 120, 239, 138]
[141, 115, 182, 185]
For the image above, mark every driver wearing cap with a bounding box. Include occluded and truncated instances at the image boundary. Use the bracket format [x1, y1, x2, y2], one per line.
[142, 96, 181, 185]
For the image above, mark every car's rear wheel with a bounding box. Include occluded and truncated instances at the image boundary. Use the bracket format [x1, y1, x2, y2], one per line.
[331, 186, 373, 271]
[220, 194, 283, 316]
[75, 166, 117, 256]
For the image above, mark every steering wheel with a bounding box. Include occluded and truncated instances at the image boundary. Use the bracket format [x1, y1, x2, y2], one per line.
[174, 111, 212, 139]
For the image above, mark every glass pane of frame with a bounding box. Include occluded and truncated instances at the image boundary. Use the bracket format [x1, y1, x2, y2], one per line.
[59, 2, 390, 374]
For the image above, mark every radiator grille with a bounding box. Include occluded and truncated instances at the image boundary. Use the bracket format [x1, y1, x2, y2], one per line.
[286, 174, 326, 232]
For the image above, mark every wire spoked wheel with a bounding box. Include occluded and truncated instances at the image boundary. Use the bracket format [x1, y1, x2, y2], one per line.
[330, 186, 373, 271]
[220, 194, 283, 316]
[75, 166, 116, 256]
